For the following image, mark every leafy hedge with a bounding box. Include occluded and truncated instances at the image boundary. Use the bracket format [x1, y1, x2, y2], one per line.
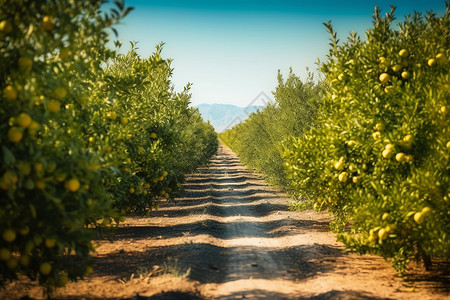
[0, 0, 217, 291]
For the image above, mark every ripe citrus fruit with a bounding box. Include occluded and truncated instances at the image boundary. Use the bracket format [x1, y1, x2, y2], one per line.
[399, 49, 408, 57]
[378, 228, 388, 240]
[392, 64, 402, 72]
[436, 53, 447, 65]
[372, 132, 381, 140]
[107, 111, 117, 120]
[374, 123, 385, 132]
[334, 160, 344, 171]
[0, 20, 13, 34]
[414, 212, 425, 224]
[401, 71, 410, 79]
[395, 152, 406, 162]
[42, 16, 55, 31]
[65, 178, 80, 192]
[3, 229, 16, 242]
[8, 127, 23, 143]
[28, 121, 39, 135]
[405, 155, 414, 163]
[3, 85, 17, 100]
[16, 112, 32, 128]
[428, 58, 437, 67]
[338, 172, 348, 183]
[35, 180, 45, 190]
[379, 73, 389, 83]
[382, 149, 393, 159]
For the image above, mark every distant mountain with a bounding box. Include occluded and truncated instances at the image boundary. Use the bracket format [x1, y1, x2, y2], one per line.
[195, 103, 264, 133]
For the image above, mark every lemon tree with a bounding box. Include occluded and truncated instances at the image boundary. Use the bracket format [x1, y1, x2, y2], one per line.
[283, 5, 449, 273]
[220, 70, 325, 187]
[85, 43, 217, 215]
[1, 0, 217, 292]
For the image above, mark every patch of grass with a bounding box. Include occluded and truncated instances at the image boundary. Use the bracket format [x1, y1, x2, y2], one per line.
[163, 257, 191, 278]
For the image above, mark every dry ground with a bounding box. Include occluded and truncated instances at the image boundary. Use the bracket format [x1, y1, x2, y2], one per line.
[2, 144, 449, 299]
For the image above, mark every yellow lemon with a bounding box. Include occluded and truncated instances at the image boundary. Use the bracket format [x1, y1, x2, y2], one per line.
[338, 172, 348, 183]
[382, 149, 393, 159]
[436, 53, 447, 65]
[28, 121, 39, 135]
[8, 127, 23, 143]
[392, 64, 402, 72]
[65, 178, 80, 192]
[428, 58, 436, 67]
[374, 122, 385, 132]
[3, 85, 17, 100]
[405, 155, 414, 163]
[395, 152, 406, 162]
[0, 20, 13, 34]
[107, 111, 117, 120]
[414, 212, 425, 224]
[379, 73, 389, 83]
[378, 228, 388, 240]
[16, 113, 32, 128]
[372, 132, 381, 140]
[42, 16, 55, 31]
[399, 49, 408, 58]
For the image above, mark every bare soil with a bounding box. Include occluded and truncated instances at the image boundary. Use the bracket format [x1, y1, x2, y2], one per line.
[2, 143, 449, 299]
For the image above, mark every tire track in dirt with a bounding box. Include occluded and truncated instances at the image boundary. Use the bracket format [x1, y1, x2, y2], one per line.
[4, 143, 448, 299]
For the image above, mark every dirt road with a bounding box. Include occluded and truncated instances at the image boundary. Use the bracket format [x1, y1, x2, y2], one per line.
[4, 144, 448, 299]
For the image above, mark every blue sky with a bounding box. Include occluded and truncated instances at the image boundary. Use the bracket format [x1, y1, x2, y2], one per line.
[107, 0, 446, 107]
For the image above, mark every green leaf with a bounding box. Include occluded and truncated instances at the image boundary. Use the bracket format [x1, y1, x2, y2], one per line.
[2, 146, 16, 166]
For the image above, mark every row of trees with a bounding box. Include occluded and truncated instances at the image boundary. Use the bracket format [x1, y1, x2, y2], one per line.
[0, 0, 217, 290]
[221, 4, 449, 273]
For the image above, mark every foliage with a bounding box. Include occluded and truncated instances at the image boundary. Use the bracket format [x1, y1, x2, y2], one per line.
[0, 0, 217, 291]
[220, 70, 326, 186]
[283, 5, 449, 273]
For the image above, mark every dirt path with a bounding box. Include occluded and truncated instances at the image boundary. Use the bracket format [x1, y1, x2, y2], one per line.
[4, 143, 448, 299]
